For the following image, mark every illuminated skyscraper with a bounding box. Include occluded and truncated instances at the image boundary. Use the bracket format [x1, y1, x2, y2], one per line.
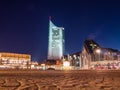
[48, 19, 64, 60]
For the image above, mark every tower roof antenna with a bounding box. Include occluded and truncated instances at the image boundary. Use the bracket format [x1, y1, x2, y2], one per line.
[49, 16, 52, 20]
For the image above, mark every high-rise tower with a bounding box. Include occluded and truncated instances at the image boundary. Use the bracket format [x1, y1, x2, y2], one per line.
[48, 19, 64, 60]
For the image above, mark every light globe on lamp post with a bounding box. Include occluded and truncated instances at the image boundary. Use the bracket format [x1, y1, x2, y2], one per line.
[96, 49, 101, 54]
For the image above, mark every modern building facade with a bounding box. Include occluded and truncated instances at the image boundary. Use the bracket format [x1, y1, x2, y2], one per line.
[0, 52, 31, 68]
[48, 19, 64, 60]
[81, 39, 120, 69]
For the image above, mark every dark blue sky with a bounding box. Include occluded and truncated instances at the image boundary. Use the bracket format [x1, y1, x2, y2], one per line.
[0, 0, 120, 62]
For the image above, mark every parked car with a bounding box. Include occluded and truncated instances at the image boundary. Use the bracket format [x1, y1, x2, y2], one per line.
[47, 68, 55, 70]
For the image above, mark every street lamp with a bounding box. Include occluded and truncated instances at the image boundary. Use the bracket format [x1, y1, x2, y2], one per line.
[95, 48, 101, 62]
[117, 55, 120, 61]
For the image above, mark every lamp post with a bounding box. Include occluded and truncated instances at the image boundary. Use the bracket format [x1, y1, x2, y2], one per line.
[118, 55, 120, 62]
[95, 48, 101, 63]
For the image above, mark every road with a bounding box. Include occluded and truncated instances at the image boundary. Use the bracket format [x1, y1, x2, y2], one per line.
[0, 70, 119, 90]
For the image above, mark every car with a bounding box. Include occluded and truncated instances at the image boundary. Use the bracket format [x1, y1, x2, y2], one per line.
[47, 68, 55, 70]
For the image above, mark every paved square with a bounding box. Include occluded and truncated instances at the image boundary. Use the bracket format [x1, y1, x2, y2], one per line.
[0, 70, 120, 90]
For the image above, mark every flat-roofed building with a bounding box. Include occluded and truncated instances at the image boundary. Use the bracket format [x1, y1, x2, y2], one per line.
[0, 52, 31, 68]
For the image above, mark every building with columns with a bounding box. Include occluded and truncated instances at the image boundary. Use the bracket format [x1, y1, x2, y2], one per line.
[0, 52, 31, 68]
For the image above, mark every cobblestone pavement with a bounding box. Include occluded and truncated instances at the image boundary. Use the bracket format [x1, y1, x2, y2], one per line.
[0, 70, 120, 90]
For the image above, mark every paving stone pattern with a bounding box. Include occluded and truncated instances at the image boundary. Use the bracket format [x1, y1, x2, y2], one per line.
[0, 70, 119, 90]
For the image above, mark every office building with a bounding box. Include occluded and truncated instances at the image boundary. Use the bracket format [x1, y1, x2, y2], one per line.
[48, 19, 65, 60]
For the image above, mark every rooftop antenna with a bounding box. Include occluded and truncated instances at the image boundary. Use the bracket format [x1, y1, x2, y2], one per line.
[49, 16, 52, 20]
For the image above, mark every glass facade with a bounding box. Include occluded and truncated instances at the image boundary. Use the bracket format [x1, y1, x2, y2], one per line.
[48, 20, 64, 60]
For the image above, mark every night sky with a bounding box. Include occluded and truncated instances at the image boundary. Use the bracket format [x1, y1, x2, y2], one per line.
[0, 0, 120, 62]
